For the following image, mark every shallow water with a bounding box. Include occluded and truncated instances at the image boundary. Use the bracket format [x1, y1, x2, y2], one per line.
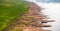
[26, 0, 60, 31]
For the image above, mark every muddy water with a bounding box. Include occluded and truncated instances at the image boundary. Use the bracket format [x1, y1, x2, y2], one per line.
[26, 0, 60, 31]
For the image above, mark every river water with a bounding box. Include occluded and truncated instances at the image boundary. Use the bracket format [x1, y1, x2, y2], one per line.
[26, 0, 60, 31]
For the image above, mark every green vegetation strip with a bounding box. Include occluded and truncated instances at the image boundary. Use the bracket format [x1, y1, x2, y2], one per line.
[0, 0, 29, 31]
[10, 28, 23, 31]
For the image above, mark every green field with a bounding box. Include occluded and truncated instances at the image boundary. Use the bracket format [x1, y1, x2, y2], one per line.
[0, 0, 29, 31]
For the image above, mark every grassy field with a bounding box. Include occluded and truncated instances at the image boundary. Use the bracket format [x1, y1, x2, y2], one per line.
[0, 0, 29, 31]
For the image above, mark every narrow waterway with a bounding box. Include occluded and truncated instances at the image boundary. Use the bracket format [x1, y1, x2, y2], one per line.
[26, 0, 60, 31]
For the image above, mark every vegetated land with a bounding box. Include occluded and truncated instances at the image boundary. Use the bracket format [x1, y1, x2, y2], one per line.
[0, 0, 29, 31]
